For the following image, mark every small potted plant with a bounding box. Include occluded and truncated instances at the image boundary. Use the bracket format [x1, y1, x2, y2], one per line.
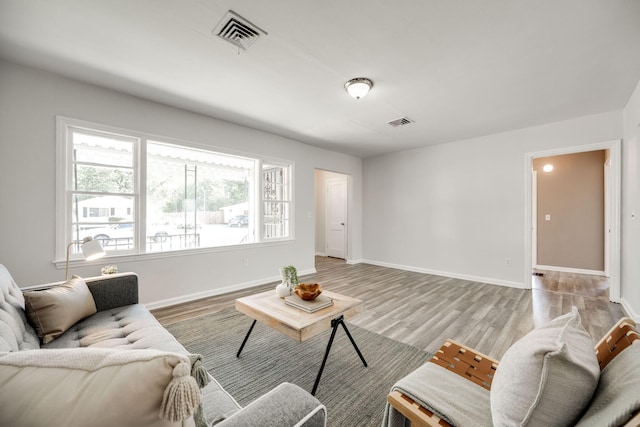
[276, 265, 299, 297]
[101, 265, 118, 275]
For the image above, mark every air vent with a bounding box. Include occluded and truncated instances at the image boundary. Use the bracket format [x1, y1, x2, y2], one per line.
[387, 117, 415, 127]
[213, 10, 267, 51]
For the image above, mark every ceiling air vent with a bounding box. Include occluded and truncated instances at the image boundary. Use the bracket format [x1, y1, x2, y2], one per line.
[213, 10, 267, 51]
[387, 117, 415, 127]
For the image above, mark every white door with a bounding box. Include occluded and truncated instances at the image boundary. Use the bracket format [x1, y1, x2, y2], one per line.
[326, 177, 347, 259]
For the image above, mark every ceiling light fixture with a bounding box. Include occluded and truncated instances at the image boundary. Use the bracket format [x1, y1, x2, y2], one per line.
[344, 78, 373, 100]
[543, 164, 554, 172]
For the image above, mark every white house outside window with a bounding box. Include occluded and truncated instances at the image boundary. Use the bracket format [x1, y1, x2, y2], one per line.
[56, 117, 293, 261]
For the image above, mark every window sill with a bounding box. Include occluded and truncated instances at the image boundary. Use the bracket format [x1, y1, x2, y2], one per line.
[54, 238, 295, 269]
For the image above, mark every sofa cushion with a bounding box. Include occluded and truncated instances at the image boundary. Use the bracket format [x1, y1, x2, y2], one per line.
[385, 357, 492, 426]
[490, 307, 600, 427]
[0, 347, 200, 427]
[0, 264, 40, 352]
[23, 275, 97, 344]
[575, 340, 640, 427]
[43, 303, 189, 355]
[200, 375, 241, 425]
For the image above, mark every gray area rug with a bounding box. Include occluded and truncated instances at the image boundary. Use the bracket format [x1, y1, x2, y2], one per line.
[165, 309, 431, 427]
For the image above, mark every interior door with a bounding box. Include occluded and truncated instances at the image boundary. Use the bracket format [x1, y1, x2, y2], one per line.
[326, 177, 347, 259]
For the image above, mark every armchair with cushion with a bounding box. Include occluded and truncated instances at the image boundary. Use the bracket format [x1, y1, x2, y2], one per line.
[384, 307, 640, 427]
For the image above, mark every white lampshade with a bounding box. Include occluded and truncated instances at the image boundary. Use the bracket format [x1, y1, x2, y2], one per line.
[65, 236, 106, 280]
[344, 78, 373, 100]
[81, 237, 106, 261]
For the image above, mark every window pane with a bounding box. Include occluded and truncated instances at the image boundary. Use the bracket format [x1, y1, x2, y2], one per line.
[73, 165, 133, 193]
[72, 132, 133, 167]
[146, 141, 255, 251]
[68, 126, 136, 255]
[71, 195, 136, 254]
[262, 164, 290, 239]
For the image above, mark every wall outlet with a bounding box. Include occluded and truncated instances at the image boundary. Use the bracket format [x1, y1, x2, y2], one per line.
[243, 259, 249, 267]
[505, 258, 511, 267]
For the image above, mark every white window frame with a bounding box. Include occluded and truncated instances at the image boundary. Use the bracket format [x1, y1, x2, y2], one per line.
[55, 116, 294, 265]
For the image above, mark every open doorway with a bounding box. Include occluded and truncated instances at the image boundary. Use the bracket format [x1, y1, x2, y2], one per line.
[525, 140, 621, 302]
[314, 170, 349, 260]
[533, 150, 607, 274]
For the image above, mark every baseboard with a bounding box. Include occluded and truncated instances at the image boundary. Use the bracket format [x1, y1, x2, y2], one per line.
[315, 251, 327, 257]
[620, 297, 640, 323]
[361, 259, 526, 289]
[535, 265, 606, 276]
[346, 258, 363, 265]
[144, 267, 317, 310]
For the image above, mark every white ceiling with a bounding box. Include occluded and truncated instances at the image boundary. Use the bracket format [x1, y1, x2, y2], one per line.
[1, 0, 640, 158]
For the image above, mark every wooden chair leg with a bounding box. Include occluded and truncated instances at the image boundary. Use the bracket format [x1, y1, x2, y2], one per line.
[387, 390, 451, 427]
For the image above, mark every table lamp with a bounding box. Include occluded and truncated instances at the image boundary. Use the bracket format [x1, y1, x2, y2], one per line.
[65, 236, 106, 280]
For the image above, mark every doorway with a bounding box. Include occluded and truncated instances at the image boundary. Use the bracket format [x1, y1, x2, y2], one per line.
[524, 140, 621, 302]
[315, 170, 349, 260]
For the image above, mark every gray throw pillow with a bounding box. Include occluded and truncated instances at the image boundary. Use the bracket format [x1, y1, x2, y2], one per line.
[490, 306, 599, 427]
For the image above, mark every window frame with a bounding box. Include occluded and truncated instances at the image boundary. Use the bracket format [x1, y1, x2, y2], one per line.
[55, 116, 294, 264]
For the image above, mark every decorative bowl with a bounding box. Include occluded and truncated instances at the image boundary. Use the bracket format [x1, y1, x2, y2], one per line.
[294, 283, 323, 300]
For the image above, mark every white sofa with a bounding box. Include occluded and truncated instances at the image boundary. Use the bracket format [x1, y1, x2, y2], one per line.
[0, 265, 326, 427]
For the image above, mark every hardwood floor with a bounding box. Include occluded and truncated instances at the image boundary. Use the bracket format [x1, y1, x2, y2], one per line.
[152, 257, 627, 359]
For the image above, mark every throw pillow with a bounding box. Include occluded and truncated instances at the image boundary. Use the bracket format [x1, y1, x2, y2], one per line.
[23, 275, 97, 344]
[490, 306, 600, 427]
[0, 348, 201, 427]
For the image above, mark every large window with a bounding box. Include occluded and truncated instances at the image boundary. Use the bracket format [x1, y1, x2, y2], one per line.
[57, 117, 292, 260]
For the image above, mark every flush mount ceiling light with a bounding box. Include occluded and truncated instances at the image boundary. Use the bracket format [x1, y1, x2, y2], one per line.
[344, 78, 373, 100]
[543, 164, 554, 172]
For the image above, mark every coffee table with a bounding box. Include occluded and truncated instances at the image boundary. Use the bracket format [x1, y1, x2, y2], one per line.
[235, 289, 367, 395]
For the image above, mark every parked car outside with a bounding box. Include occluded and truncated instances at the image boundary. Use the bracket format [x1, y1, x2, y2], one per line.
[228, 215, 248, 227]
[79, 223, 169, 245]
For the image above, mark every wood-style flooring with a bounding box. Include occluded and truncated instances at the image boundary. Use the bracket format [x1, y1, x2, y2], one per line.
[152, 257, 626, 359]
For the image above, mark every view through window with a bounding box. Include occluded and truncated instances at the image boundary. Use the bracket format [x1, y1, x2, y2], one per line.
[59, 118, 292, 258]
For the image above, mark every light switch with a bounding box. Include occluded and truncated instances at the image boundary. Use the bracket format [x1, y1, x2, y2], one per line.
[545, 214, 551, 221]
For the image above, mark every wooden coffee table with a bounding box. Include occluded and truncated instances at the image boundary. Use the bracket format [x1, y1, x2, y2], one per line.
[235, 289, 367, 395]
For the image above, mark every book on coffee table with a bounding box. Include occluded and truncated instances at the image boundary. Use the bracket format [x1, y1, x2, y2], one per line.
[284, 294, 333, 313]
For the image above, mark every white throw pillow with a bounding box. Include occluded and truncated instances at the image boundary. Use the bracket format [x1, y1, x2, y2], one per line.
[0, 347, 201, 427]
[490, 307, 599, 427]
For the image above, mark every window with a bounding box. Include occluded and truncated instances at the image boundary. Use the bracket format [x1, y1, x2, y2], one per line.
[262, 164, 290, 239]
[57, 117, 292, 260]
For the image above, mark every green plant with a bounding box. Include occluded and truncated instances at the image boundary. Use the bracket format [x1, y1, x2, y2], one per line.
[282, 265, 299, 288]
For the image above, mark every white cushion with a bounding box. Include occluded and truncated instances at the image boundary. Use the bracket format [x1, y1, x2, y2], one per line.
[0, 347, 200, 427]
[490, 307, 600, 427]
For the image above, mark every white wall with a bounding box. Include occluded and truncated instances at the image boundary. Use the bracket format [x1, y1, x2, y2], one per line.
[621, 79, 640, 319]
[363, 111, 622, 288]
[0, 59, 362, 307]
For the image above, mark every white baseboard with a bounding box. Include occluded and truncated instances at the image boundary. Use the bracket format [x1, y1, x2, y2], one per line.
[144, 267, 316, 310]
[620, 297, 640, 322]
[315, 251, 327, 257]
[535, 265, 606, 276]
[361, 259, 525, 289]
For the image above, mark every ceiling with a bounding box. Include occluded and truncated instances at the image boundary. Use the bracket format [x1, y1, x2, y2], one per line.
[1, 1, 640, 158]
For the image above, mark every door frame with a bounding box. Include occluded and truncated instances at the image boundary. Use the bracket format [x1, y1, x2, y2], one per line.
[524, 139, 621, 302]
[532, 170, 537, 268]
